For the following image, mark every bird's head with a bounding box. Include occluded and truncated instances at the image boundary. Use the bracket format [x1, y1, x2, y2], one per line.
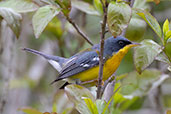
[104, 36, 139, 56]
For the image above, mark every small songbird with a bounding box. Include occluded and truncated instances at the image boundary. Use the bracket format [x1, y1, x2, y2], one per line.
[23, 36, 139, 86]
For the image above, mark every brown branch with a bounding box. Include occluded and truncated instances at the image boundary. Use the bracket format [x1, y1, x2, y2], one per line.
[54, 0, 93, 46]
[66, 16, 93, 46]
[129, 0, 135, 7]
[96, 0, 108, 99]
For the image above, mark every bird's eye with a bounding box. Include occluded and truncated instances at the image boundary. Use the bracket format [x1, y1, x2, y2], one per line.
[118, 41, 124, 46]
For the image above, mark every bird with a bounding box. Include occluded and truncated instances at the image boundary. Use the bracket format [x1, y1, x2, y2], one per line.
[23, 36, 139, 86]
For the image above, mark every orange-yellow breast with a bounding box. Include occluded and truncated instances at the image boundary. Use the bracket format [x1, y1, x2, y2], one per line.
[70, 44, 137, 83]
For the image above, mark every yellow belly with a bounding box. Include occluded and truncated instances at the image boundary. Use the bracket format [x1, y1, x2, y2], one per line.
[70, 44, 136, 83]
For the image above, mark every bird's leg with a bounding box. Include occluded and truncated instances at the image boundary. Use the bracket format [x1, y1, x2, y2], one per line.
[80, 79, 97, 85]
[80, 79, 104, 86]
[96, 80, 104, 87]
[75, 79, 82, 85]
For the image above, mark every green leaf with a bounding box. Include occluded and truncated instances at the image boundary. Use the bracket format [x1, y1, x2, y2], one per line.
[96, 100, 109, 114]
[167, 38, 171, 43]
[32, 5, 60, 38]
[65, 84, 95, 114]
[60, 0, 71, 8]
[164, 41, 171, 61]
[45, 17, 63, 39]
[120, 69, 161, 97]
[134, 39, 162, 73]
[0, 0, 39, 13]
[109, 83, 143, 112]
[55, 0, 71, 16]
[53, 90, 74, 114]
[19, 108, 42, 114]
[163, 19, 171, 45]
[0, 7, 22, 38]
[93, 0, 103, 14]
[110, 108, 122, 114]
[102, 83, 121, 114]
[125, 18, 146, 41]
[71, 0, 100, 16]
[166, 30, 171, 39]
[83, 97, 98, 114]
[135, 9, 162, 40]
[107, 1, 132, 37]
[118, 97, 141, 111]
[133, 0, 150, 10]
[155, 53, 170, 64]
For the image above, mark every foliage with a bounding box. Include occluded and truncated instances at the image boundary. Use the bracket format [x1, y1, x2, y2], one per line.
[107, 1, 131, 37]
[0, 0, 170, 114]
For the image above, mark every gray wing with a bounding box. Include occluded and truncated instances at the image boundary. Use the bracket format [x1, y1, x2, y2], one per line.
[52, 51, 100, 82]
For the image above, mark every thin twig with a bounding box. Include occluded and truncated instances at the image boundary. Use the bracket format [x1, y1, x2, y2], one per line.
[66, 16, 93, 46]
[0, 18, 3, 54]
[55, 0, 93, 46]
[97, 0, 108, 99]
[128, 0, 135, 7]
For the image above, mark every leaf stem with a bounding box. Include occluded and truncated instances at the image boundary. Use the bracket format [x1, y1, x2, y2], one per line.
[55, 0, 94, 46]
[66, 16, 93, 46]
[97, 0, 108, 99]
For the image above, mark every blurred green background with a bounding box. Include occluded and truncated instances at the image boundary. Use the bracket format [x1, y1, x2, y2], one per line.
[0, 0, 171, 114]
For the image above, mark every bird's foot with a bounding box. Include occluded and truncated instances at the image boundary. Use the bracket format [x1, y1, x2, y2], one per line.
[80, 79, 99, 85]
[80, 79, 104, 87]
[95, 80, 104, 87]
[75, 79, 82, 85]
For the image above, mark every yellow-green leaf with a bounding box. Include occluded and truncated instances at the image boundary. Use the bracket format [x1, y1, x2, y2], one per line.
[155, 53, 170, 64]
[96, 100, 108, 114]
[71, 0, 99, 16]
[135, 9, 162, 39]
[52, 90, 74, 114]
[0, 7, 22, 38]
[164, 41, 171, 61]
[163, 19, 169, 37]
[55, 0, 71, 16]
[65, 84, 95, 114]
[166, 30, 171, 40]
[0, 0, 39, 13]
[107, 1, 132, 37]
[45, 17, 63, 39]
[83, 97, 98, 114]
[93, 0, 103, 14]
[125, 18, 146, 41]
[120, 69, 161, 96]
[32, 5, 60, 38]
[134, 40, 162, 73]
[19, 108, 42, 114]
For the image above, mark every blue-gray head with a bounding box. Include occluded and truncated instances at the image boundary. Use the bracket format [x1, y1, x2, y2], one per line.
[103, 36, 136, 56]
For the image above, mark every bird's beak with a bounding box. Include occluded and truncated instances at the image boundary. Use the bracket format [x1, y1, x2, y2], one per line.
[129, 42, 141, 48]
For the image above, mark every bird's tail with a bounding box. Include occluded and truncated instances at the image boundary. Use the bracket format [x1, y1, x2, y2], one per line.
[22, 48, 67, 72]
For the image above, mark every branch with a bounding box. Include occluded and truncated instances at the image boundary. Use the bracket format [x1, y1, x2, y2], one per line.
[66, 16, 93, 46]
[129, 0, 135, 7]
[54, 0, 93, 46]
[97, 0, 108, 99]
